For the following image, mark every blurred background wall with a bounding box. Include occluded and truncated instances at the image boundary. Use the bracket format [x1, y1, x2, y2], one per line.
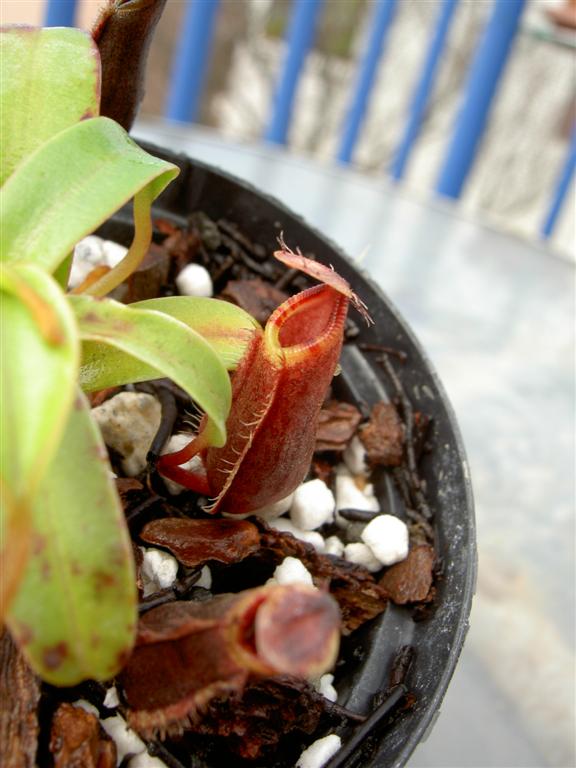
[2, 0, 574, 258]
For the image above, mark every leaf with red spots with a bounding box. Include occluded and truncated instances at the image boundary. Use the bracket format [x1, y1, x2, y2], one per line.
[0, 264, 79, 618]
[5, 390, 136, 685]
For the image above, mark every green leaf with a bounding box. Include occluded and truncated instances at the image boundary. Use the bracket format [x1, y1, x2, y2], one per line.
[71, 295, 233, 447]
[0, 27, 100, 186]
[6, 389, 137, 685]
[0, 263, 79, 501]
[134, 297, 261, 367]
[79, 296, 260, 388]
[0, 485, 32, 621]
[0, 117, 178, 277]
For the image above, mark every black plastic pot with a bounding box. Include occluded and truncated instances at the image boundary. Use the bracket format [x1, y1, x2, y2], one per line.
[103, 144, 476, 768]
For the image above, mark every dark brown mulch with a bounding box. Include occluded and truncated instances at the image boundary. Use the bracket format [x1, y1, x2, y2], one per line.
[49, 703, 116, 768]
[0, 630, 40, 768]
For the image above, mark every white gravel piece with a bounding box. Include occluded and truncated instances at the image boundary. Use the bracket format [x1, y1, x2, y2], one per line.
[316, 673, 338, 702]
[296, 734, 341, 768]
[68, 258, 95, 289]
[160, 432, 205, 495]
[196, 565, 212, 590]
[103, 686, 120, 709]
[361, 514, 409, 566]
[176, 263, 213, 297]
[102, 239, 128, 268]
[269, 518, 325, 552]
[69, 236, 107, 288]
[323, 535, 345, 558]
[344, 542, 382, 573]
[72, 699, 99, 717]
[101, 713, 146, 764]
[140, 547, 179, 597]
[128, 753, 168, 768]
[290, 479, 335, 530]
[252, 491, 295, 520]
[92, 392, 161, 477]
[269, 557, 314, 586]
[343, 435, 369, 476]
[335, 470, 379, 514]
[74, 235, 105, 265]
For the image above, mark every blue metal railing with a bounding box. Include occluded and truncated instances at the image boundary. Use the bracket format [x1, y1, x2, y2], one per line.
[541, 127, 576, 240]
[337, 0, 398, 164]
[40, 0, 570, 237]
[44, 0, 77, 27]
[165, 0, 220, 123]
[264, 0, 324, 145]
[436, 0, 527, 198]
[390, 0, 459, 181]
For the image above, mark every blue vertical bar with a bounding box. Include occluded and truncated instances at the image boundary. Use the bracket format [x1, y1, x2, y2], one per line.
[165, 0, 220, 123]
[436, 0, 526, 199]
[390, 0, 459, 181]
[44, 0, 77, 26]
[337, 0, 398, 164]
[541, 127, 576, 239]
[265, 0, 324, 145]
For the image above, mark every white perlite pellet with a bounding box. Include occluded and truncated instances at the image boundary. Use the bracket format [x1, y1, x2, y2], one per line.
[74, 235, 105, 264]
[69, 236, 104, 288]
[269, 518, 325, 552]
[290, 479, 335, 530]
[269, 557, 314, 586]
[103, 686, 120, 709]
[72, 699, 99, 717]
[196, 565, 212, 590]
[69, 236, 128, 289]
[160, 433, 205, 495]
[92, 392, 161, 477]
[344, 542, 382, 573]
[361, 514, 409, 566]
[343, 435, 369, 476]
[323, 535, 345, 558]
[101, 713, 146, 765]
[335, 468, 379, 514]
[253, 491, 295, 520]
[140, 547, 179, 597]
[296, 734, 342, 768]
[175, 263, 213, 297]
[101, 239, 128, 268]
[316, 673, 338, 702]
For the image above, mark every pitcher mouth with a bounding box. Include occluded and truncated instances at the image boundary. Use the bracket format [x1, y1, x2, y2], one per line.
[265, 284, 348, 363]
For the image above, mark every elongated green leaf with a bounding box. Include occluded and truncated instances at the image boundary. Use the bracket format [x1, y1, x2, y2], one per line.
[0, 263, 79, 501]
[0, 117, 178, 275]
[6, 389, 136, 685]
[135, 297, 261, 366]
[71, 295, 232, 447]
[0, 484, 31, 620]
[80, 297, 260, 390]
[0, 27, 100, 185]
